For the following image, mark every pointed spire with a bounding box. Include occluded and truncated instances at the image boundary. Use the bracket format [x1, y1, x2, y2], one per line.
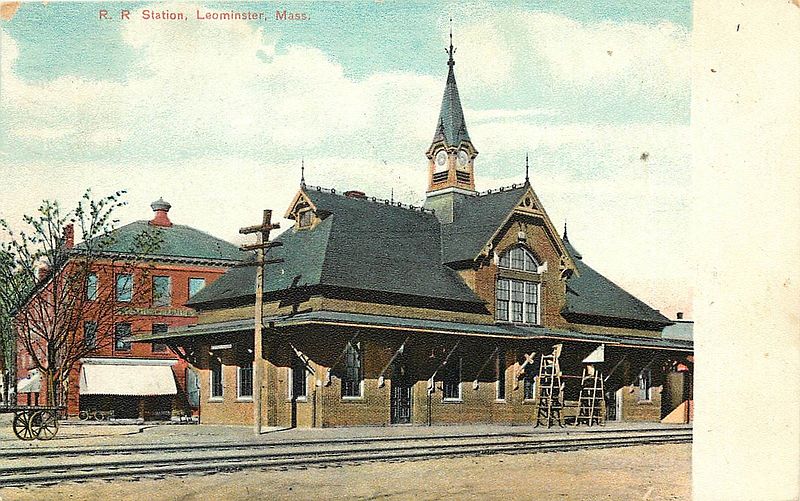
[525, 153, 530, 184]
[563, 220, 569, 242]
[390, 187, 394, 204]
[432, 20, 470, 148]
[300, 158, 306, 187]
[447, 18, 455, 68]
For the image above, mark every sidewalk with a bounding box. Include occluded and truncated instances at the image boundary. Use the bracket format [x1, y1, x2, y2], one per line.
[0, 413, 690, 450]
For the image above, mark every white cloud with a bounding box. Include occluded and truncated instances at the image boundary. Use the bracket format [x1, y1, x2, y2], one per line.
[455, 10, 689, 98]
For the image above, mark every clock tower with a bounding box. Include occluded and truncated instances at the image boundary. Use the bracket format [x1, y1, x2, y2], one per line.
[424, 26, 478, 223]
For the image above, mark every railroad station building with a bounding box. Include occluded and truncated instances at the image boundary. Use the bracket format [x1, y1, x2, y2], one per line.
[15, 200, 242, 420]
[136, 41, 694, 428]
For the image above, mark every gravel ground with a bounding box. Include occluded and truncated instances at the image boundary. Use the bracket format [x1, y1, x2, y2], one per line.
[0, 443, 691, 501]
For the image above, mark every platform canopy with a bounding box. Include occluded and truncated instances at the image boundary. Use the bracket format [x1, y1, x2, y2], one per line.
[79, 358, 177, 396]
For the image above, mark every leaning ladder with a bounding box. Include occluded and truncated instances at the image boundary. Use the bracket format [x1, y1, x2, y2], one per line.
[575, 365, 605, 426]
[535, 344, 564, 428]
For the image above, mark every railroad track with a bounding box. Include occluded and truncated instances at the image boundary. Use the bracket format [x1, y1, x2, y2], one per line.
[0, 428, 691, 488]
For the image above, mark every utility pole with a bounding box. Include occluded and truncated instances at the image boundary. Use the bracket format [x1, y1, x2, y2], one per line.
[239, 210, 282, 435]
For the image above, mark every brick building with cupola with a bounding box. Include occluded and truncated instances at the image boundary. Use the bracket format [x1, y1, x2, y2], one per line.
[15, 199, 242, 420]
[136, 36, 693, 428]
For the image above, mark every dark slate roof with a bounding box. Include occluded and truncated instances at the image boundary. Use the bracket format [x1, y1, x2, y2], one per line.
[433, 64, 471, 147]
[188, 188, 484, 308]
[76, 220, 243, 263]
[440, 185, 528, 263]
[132, 310, 692, 352]
[562, 237, 671, 327]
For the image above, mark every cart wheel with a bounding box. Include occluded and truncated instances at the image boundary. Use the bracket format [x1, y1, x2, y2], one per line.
[12, 411, 38, 441]
[36, 410, 59, 440]
[95, 411, 107, 421]
[79, 410, 89, 421]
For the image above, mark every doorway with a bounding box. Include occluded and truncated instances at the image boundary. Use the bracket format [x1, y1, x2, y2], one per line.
[390, 362, 412, 425]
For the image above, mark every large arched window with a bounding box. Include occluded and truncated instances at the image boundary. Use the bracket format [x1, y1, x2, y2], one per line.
[496, 246, 541, 325]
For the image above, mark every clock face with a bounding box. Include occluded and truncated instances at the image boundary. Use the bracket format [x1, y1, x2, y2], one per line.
[435, 150, 448, 172]
[457, 150, 469, 168]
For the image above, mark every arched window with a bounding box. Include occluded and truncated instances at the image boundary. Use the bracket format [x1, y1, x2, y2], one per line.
[496, 246, 541, 325]
[498, 246, 539, 272]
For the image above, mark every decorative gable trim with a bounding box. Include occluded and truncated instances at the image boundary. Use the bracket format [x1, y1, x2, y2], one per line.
[284, 189, 317, 220]
[477, 186, 579, 276]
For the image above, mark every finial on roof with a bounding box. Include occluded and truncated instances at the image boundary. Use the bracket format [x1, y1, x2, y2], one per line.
[391, 187, 394, 204]
[300, 158, 306, 187]
[525, 153, 530, 184]
[447, 18, 456, 67]
[563, 220, 568, 242]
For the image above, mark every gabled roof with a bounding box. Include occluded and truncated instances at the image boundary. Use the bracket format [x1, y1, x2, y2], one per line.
[188, 187, 485, 308]
[432, 63, 471, 148]
[562, 236, 671, 327]
[440, 185, 528, 263]
[76, 220, 244, 264]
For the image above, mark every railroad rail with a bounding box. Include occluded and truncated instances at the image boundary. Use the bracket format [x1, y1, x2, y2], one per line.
[0, 428, 691, 488]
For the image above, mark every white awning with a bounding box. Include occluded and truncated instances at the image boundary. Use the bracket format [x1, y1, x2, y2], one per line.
[17, 370, 41, 393]
[80, 362, 177, 396]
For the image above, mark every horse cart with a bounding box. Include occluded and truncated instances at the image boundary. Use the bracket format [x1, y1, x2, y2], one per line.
[1, 404, 62, 441]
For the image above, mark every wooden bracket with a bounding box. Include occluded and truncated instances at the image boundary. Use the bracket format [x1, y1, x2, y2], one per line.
[324, 334, 360, 387]
[472, 346, 499, 390]
[427, 340, 460, 395]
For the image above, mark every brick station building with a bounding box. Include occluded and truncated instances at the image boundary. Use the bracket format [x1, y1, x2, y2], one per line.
[136, 41, 693, 428]
[15, 199, 242, 419]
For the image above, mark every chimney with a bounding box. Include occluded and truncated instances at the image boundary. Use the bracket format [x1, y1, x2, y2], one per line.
[64, 223, 74, 249]
[676, 312, 684, 320]
[344, 190, 367, 199]
[149, 198, 173, 227]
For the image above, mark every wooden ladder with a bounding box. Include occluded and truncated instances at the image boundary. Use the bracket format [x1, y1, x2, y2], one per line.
[575, 365, 605, 426]
[535, 344, 564, 428]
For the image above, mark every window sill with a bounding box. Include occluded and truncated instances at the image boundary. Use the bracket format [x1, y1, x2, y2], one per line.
[341, 395, 364, 402]
[442, 398, 463, 403]
[494, 399, 507, 404]
[637, 400, 654, 405]
[286, 397, 309, 402]
[208, 397, 224, 403]
[236, 397, 253, 402]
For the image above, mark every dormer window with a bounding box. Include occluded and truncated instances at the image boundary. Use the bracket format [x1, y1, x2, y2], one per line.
[297, 209, 314, 229]
[496, 246, 541, 325]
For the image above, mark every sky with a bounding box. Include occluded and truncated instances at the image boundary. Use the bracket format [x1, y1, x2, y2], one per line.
[0, 0, 693, 318]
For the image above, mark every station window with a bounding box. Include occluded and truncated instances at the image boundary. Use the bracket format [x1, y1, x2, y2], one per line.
[210, 357, 223, 399]
[114, 323, 131, 351]
[495, 246, 541, 325]
[523, 368, 537, 401]
[188, 277, 206, 298]
[237, 364, 253, 399]
[84, 321, 97, 349]
[86, 273, 98, 301]
[116, 274, 133, 302]
[152, 276, 172, 307]
[638, 368, 652, 401]
[443, 356, 462, 401]
[151, 324, 168, 353]
[290, 356, 308, 400]
[341, 341, 363, 398]
[496, 351, 506, 401]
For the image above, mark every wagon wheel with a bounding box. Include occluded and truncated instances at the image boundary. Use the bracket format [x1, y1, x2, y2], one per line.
[12, 411, 38, 441]
[36, 410, 59, 440]
[79, 410, 89, 421]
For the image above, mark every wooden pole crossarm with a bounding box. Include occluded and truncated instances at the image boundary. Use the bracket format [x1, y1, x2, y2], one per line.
[324, 334, 360, 387]
[233, 258, 285, 268]
[240, 241, 284, 252]
[472, 346, 499, 390]
[427, 340, 461, 394]
[377, 336, 411, 388]
[240, 223, 281, 235]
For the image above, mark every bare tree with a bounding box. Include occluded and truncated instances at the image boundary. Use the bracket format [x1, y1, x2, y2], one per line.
[0, 190, 162, 409]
